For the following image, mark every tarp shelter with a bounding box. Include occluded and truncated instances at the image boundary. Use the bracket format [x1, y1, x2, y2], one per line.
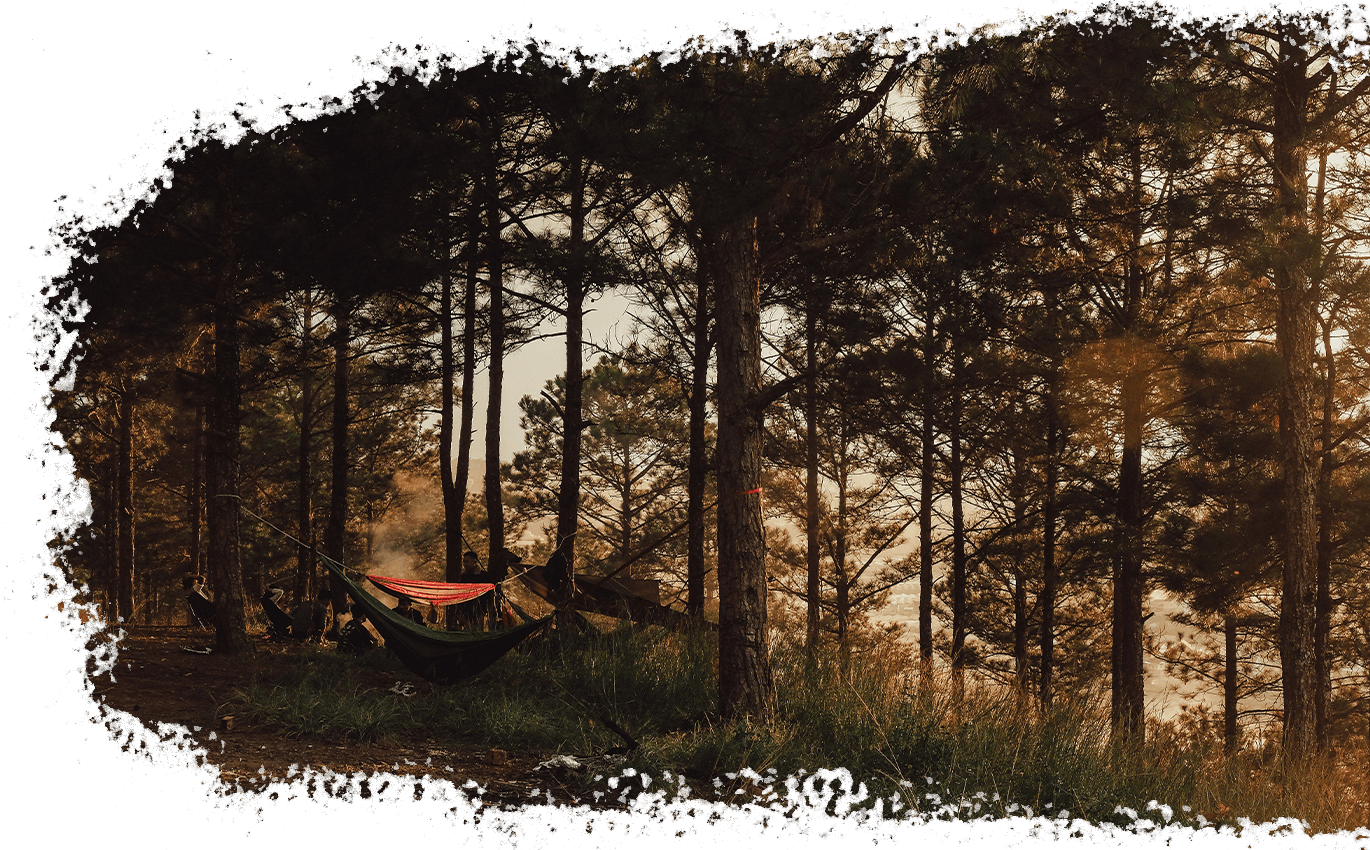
[323, 558, 549, 685]
[517, 563, 714, 632]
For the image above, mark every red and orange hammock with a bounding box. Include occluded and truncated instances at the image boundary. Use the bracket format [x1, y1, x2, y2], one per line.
[365, 575, 494, 607]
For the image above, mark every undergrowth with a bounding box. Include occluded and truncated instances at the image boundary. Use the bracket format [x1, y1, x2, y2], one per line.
[225, 623, 1370, 833]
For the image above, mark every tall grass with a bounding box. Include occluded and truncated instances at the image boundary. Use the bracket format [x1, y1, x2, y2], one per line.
[226, 625, 1368, 831]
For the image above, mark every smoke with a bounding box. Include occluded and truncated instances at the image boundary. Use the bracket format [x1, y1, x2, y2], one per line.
[365, 470, 445, 586]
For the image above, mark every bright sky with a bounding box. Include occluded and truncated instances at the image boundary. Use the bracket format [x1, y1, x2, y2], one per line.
[492, 290, 639, 461]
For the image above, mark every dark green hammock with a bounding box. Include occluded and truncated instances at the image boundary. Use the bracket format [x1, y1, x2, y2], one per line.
[323, 557, 550, 686]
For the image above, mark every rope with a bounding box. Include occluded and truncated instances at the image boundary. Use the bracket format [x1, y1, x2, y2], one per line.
[220, 493, 554, 612]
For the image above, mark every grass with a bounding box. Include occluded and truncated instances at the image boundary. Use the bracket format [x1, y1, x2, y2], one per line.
[225, 624, 1370, 833]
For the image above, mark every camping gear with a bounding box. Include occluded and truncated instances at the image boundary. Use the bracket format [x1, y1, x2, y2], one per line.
[322, 557, 549, 685]
[185, 589, 216, 630]
[260, 590, 293, 639]
[365, 574, 494, 606]
[517, 563, 714, 632]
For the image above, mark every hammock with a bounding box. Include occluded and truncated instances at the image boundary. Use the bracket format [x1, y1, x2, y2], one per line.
[365, 574, 493, 606]
[323, 558, 549, 685]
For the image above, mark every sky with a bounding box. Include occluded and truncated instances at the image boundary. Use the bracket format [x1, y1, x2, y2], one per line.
[492, 290, 638, 461]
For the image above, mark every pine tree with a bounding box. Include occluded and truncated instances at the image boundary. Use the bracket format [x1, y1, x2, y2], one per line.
[1209, 14, 1370, 765]
[506, 353, 699, 594]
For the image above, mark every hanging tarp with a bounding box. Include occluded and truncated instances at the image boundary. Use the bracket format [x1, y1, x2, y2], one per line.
[365, 574, 494, 607]
[517, 563, 715, 632]
[323, 558, 549, 685]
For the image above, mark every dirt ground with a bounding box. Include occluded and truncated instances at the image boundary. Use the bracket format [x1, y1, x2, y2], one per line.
[87, 625, 595, 805]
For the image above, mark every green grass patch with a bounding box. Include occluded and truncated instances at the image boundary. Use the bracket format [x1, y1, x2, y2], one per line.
[224, 625, 1368, 832]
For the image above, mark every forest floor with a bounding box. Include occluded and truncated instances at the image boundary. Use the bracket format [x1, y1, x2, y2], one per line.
[88, 625, 588, 806]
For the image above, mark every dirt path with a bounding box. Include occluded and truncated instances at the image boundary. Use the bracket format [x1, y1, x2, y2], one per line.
[89, 625, 587, 805]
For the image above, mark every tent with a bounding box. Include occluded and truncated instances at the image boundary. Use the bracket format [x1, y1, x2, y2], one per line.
[323, 558, 549, 685]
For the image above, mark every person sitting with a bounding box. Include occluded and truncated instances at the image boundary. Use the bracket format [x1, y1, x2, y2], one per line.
[394, 594, 426, 627]
[260, 586, 293, 639]
[183, 574, 216, 629]
[455, 550, 483, 630]
[338, 605, 378, 656]
[480, 548, 521, 630]
[290, 587, 332, 643]
[544, 547, 571, 598]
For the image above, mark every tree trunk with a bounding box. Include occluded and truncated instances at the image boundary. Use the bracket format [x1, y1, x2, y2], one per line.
[686, 262, 711, 618]
[556, 155, 587, 623]
[1012, 442, 1029, 705]
[804, 299, 821, 665]
[440, 225, 461, 592]
[449, 215, 480, 629]
[206, 303, 253, 654]
[1041, 373, 1060, 710]
[1270, 36, 1319, 768]
[116, 379, 136, 623]
[1224, 610, 1240, 754]
[950, 344, 966, 698]
[1111, 138, 1147, 743]
[919, 309, 936, 675]
[324, 300, 352, 611]
[1315, 313, 1335, 752]
[835, 444, 850, 672]
[1113, 364, 1147, 740]
[483, 111, 507, 574]
[295, 291, 316, 604]
[103, 454, 118, 623]
[1314, 151, 1334, 754]
[189, 403, 203, 582]
[708, 215, 774, 719]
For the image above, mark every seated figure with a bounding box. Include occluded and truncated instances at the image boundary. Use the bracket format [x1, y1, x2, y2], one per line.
[260, 587, 293, 639]
[394, 595, 426, 627]
[338, 605, 378, 656]
[290, 587, 332, 643]
[183, 575, 216, 629]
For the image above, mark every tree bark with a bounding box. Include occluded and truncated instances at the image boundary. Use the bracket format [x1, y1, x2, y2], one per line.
[440, 222, 461, 591]
[116, 378, 136, 623]
[1224, 610, 1240, 754]
[189, 402, 203, 585]
[919, 304, 936, 675]
[1314, 150, 1334, 754]
[708, 215, 774, 719]
[1111, 138, 1148, 742]
[483, 107, 507, 574]
[324, 299, 352, 611]
[1012, 442, 1029, 705]
[206, 302, 253, 654]
[686, 265, 711, 618]
[555, 155, 587, 621]
[835, 442, 851, 672]
[450, 209, 481, 628]
[1113, 363, 1147, 739]
[804, 298, 822, 664]
[1041, 372, 1060, 710]
[1315, 312, 1335, 752]
[1269, 34, 1319, 768]
[103, 454, 118, 623]
[950, 343, 967, 698]
[295, 291, 316, 604]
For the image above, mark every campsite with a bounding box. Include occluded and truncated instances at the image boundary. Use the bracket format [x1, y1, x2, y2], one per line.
[90, 624, 588, 803]
[43, 8, 1370, 834]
